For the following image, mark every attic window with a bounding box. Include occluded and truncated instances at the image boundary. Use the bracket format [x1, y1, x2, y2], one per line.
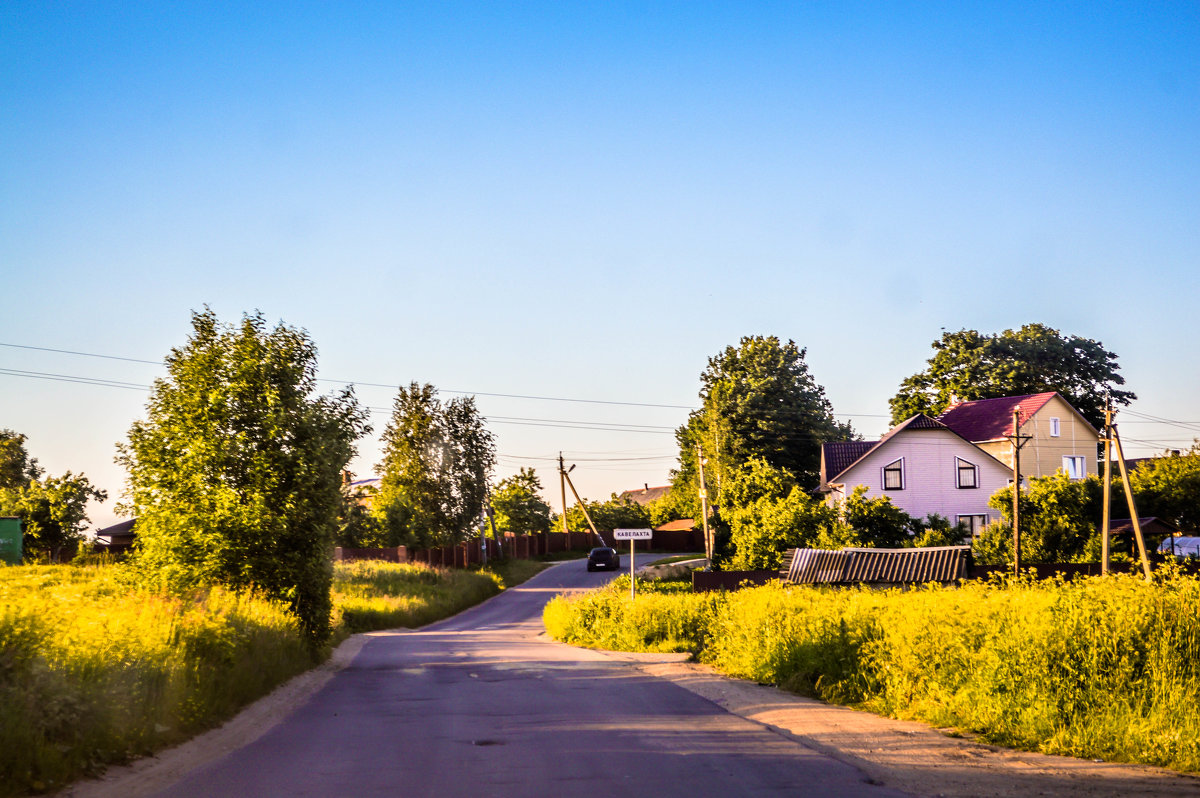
[883, 459, 904, 490]
[1049, 417, 1061, 437]
[956, 458, 978, 489]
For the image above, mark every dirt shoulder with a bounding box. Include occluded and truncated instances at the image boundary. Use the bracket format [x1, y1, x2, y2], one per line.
[606, 651, 1200, 798]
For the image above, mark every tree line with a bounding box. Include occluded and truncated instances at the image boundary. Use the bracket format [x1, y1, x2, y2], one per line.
[6, 309, 1187, 648]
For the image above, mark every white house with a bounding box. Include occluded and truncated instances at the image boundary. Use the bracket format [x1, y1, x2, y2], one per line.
[819, 414, 1011, 537]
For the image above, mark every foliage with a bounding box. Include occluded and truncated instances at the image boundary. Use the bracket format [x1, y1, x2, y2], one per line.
[373, 383, 496, 549]
[117, 309, 368, 648]
[546, 571, 1200, 773]
[722, 459, 856, 570]
[889, 323, 1134, 428]
[979, 472, 1103, 565]
[335, 482, 386, 549]
[1127, 444, 1200, 532]
[910, 513, 969, 548]
[645, 488, 688, 527]
[673, 335, 854, 516]
[0, 429, 42, 490]
[491, 467, 552, 535]
[561, 493, 651, 536]
[842, 486, 918, 548]
[2, 472, 106, 562]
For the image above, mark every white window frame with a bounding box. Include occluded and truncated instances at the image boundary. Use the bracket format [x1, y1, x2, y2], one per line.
[957, 514, 989, 538]
[1063, 455, 1086, 480]
[1049, 417, 1061, 437]
[882, 458, 904, 490]
[956, 457, 978, 489]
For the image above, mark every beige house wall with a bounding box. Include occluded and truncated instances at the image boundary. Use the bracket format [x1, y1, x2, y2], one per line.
[974, 395, 1100, 481]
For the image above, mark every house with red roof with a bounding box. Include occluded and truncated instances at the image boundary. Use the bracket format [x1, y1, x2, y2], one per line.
[819, 414, 1011, 538]
[936, 392, 1100, 482]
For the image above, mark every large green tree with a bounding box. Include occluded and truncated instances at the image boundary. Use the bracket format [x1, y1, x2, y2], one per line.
[889, 324, 1134, 428]
[560, 493, 651, 537]
[373, 383, 496, 548]
[673, 336, 853, 514]
[491, 468, 552, 535]
[117, 309, 367, 648]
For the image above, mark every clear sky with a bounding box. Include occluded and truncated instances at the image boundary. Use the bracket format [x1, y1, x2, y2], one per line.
[2, 2, 1198, 530]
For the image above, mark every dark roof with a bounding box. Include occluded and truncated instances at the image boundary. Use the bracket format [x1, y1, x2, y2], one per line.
[1110, 517, 1179, 535]
[96, 518, 136, 538]
[618, 485, 671, 506]
[820, 441, 874, 485]
[820, 414, 957, 487]
[937, 392, 1059, 442]
[783, 546, 970, 584]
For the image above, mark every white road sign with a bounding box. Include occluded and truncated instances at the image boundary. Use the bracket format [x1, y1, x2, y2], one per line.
[613, 528, 653, 540]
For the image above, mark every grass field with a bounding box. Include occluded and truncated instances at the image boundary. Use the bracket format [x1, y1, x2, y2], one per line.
[0, 557, 545, 796]
[544, 569, 1200, 773]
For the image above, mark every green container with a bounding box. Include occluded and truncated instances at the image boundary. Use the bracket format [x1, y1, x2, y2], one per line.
[0, 517, 22, 565]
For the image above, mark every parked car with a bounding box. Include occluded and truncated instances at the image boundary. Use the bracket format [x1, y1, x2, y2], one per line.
[586, 547, 621, 571]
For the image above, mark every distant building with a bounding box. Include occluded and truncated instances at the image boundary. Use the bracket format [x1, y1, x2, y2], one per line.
[618, 484, 671, 506]
[94, 519, 137, 555]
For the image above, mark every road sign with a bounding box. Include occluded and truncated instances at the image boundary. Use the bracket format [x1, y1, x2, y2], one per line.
[613, 528, 652, 540]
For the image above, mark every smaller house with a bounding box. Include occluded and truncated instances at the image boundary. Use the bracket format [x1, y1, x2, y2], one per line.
[820, 414, 1011, 537]
[1111, 517, 1178, 557]
[94, 519, 137, 555]
[618, 484, 671, 506]
[937, 392, 1100, 482]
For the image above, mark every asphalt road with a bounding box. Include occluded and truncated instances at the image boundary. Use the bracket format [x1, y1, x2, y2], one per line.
[149, 555, 908, 797]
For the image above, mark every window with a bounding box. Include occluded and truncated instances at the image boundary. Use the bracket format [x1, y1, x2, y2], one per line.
[957, 514, 989, 538]
[1049, 417, 1061, 437]
[883, 458, 904, 490]
[1063, 456, 1086, 480]
[956, 457, 978, 489]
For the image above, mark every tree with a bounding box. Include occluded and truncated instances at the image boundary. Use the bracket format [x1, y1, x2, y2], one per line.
[889, 324, 1134, 428]
[560, 493, 650, 536]
[841, 487, 919, 548]
[373, 383, 496, 548]
[673, 336, 854, 514]
[491, 468, 552, 535]
[722, 458, 857, 570]
[336, 481, 386, 549]
[0, 429, 42, 490]
[1127, 444, 1200, 533]
[5, 473, 105, 562]
[117, 309, 367, 648]
[976, 472, 1104, 565]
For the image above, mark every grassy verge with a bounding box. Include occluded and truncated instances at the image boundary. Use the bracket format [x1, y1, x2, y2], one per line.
[1, 557, 545, 796]
[544, 570, 1200, 773]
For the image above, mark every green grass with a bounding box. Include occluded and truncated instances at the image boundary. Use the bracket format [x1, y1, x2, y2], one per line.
[544, 569, 1200, 773]
[0, 556, 546, 796]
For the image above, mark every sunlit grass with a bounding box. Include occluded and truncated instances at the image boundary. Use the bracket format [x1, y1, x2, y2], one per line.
[544, 569, 1200, 773]
[1, 556, 546, 796]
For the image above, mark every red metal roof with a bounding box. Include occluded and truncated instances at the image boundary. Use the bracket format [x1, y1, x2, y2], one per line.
[937, 392, 1058, 442]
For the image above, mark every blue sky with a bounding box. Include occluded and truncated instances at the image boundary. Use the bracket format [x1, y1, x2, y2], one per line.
[2, 2, 1198, 528]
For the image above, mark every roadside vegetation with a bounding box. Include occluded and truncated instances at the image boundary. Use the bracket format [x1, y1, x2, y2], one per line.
[0, 558, 543, 797]
[545, 569, 1200, 773]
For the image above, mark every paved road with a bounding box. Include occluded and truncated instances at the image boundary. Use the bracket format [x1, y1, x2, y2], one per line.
[149, 555, 907, 797]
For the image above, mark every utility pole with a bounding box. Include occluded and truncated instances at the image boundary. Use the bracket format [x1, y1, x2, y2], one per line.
[1101, 395, 1112, 575]
[558, 452, 569, 536]
[560, 463, 603, 546]
[697, 445, 712, 564]
[1111, 422, 1153, 581]
[1007, 406, 1032, 574]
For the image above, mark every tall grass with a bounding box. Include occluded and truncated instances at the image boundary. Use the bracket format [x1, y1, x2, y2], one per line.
[544, 570, 1200, 773]
[1, 557, 542, 796]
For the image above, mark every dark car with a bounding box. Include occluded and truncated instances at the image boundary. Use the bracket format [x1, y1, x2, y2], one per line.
[586, 547, 621, 572]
